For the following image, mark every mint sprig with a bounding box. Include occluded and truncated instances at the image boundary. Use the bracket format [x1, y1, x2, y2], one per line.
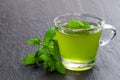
[26, 37, 41, 46]
[67, 20, 90, 29]
[22, 27, 66, 74]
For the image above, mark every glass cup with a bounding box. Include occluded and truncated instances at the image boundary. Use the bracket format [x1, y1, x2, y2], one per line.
[54, 13, 116, 71]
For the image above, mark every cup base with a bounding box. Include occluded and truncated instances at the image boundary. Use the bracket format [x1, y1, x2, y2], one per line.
[62, 58, 95, 71]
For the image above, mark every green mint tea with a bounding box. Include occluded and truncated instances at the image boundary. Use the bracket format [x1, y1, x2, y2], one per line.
[56, 24, 102, 63]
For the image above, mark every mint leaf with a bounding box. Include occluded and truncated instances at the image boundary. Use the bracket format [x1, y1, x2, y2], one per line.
[34, 47, 47, 63]
[56, 61, 66, 74]
[44, 59, 56, 72]
[79, 21, 85, 27]
[83, 21, 90, 29]
[35, 46, 47, 58]
[26, 37, 41, 46]
[40, 53, 50, 61]
[67, 20, 91, 29]
[22, 53, 36, 65]
[52, 38, 60, 58]
[67, 20, 80, 29]
[43, 27, 56, 46]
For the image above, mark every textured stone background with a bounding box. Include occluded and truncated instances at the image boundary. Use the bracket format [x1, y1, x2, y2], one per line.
[0, 0, 119, 80]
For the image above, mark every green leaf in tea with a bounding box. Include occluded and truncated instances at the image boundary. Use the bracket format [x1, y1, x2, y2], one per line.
[83, 21, 90, 29]
[67, 20, 80, 29]
[79, 21, 85, 27]
[67, 20, 91, 29]
[26, 37, 41, 46]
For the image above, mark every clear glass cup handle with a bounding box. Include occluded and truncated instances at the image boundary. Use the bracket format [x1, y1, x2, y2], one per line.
[99, 24, 116, 46]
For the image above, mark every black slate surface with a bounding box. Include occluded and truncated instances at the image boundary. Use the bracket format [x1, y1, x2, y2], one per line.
[0, 0, 120, 80]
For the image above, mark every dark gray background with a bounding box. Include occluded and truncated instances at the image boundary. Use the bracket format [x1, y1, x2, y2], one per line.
[0, 0, 120, 80]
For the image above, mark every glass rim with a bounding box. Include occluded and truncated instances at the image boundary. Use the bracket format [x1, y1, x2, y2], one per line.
[53, 13, 105, 31]
[54, 13, 104, 23]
